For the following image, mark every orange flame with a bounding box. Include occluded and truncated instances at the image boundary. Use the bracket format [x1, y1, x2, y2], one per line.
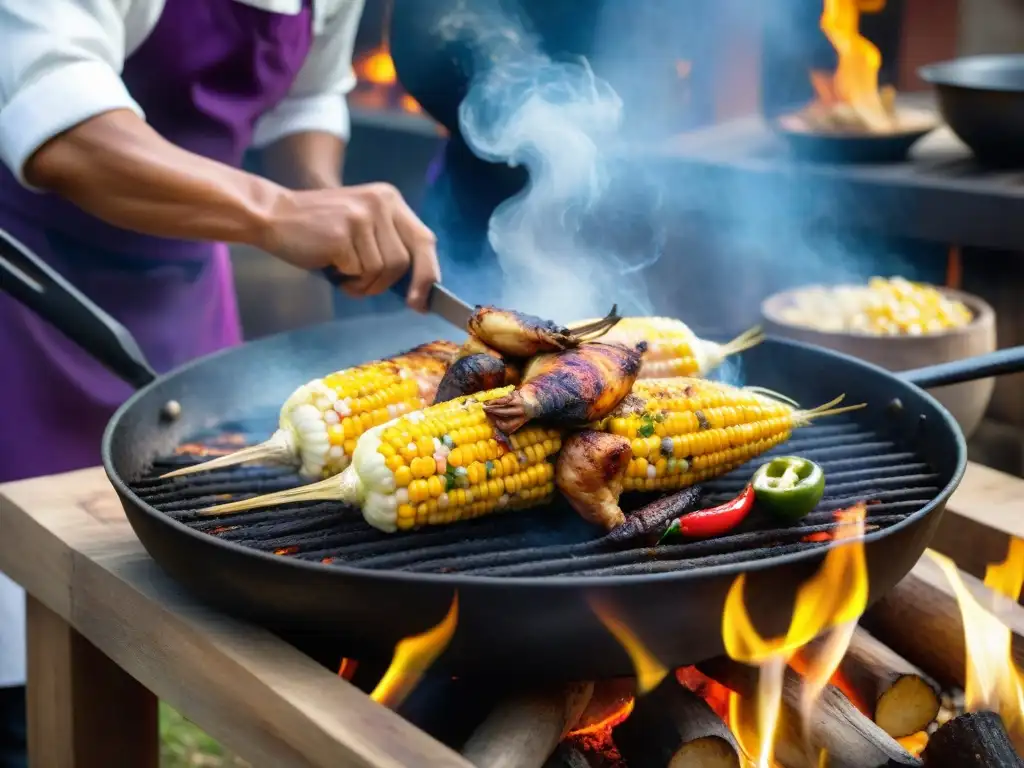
[589, 599, 669, 695]
[721, 502, 868, 766]
[897, 731, 929, 757]
[353, 44, 425, 115]
[357, 47, 397, 86]
[929, 540, 1024, 745]
[370, 594, 458, 709]
[815, 0, 893, 131]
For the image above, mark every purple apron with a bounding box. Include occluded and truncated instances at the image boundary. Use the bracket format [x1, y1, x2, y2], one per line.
[0, 0, 315, 483]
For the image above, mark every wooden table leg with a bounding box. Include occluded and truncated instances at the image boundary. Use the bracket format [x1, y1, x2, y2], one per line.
[26, 596, 158, 768]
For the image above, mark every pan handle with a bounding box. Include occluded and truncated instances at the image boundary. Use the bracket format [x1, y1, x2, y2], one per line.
[0, 228, 158, 389]
[898, 345, 1024, 389]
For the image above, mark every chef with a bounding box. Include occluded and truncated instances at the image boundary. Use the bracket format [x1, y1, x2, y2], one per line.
[0, 0, 439, 762]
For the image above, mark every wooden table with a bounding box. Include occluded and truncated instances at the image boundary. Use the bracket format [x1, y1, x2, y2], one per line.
[1, 462, 1021, 767]
[0, 467, 471, 768]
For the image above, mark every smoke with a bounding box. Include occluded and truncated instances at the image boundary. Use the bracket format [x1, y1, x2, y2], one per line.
[436, 1, 659, 323]
[427, 0, 941, 336]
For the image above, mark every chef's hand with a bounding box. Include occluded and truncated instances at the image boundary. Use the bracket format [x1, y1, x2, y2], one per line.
[262, 183, 440, 311]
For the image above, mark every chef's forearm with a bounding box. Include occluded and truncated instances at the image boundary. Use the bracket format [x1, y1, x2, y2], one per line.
[23, 109, 286, 249]
[261, 131, 345, 190]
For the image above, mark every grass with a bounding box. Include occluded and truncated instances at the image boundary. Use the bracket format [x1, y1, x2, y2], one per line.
[159, 702, 250, 768]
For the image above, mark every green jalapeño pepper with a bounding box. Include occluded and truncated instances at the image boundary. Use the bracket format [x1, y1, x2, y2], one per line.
[752, 456, 825, 522]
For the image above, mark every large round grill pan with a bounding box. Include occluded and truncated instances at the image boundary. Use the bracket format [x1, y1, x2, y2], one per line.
[3, 228, 1023, 680]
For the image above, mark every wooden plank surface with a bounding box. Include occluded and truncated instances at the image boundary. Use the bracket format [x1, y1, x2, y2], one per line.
[27, 596, 159, 768]
[0, 467, 472, 768]
[1, 461, 1020, 767]
[932, 460, 1024, 583]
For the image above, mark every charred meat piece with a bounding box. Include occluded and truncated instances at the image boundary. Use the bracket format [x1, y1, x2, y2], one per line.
[433, 353, 517, 404]
[454, 334, 504, 362]
[555, 430, 632, 531]
[483, 341, 646, 433]
[467, 305, 621, 358]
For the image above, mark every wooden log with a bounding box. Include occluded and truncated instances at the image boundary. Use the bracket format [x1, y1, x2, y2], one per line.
[923, 711, 1024, 768]
[461, 683, 594, 768]
[613, 679, 740, 768]
[861, 556, 1024, 691]
[697, 658, 921, 768]
[542, 743, 593, 768]
[804, 627, 941, 738]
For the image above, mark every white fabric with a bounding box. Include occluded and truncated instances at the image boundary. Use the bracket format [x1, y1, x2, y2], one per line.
[0, 0, 364, 184]
[0, 572, 25, 688]
[0, 0, 365, 689]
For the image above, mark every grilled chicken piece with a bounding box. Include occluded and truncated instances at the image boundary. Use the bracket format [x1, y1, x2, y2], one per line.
[555, 430, 632, 530]
[483, 341, 647, 433]
[467, 305, 621, 358]
[454, 334, 504, 361]
[433, 353, 521, 404]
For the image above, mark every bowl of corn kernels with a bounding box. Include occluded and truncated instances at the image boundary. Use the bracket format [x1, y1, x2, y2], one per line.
[761, 277, 996, 438]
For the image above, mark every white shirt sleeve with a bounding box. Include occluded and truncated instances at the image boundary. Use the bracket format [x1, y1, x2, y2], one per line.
[0, 0, 146, 186]
[251, 0, 365, 148]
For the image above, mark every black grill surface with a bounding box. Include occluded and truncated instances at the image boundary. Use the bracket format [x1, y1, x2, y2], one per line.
[134, 419, 941, 578]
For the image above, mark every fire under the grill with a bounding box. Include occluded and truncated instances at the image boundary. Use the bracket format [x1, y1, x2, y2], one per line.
[134, 418, 1024, 767]
[137, 418, 939, 578]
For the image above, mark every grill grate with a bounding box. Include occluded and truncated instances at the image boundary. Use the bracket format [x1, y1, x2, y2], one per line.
[135, 420, 942, 578]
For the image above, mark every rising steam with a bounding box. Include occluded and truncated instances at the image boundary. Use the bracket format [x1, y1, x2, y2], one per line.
[437, 1, 660, 323]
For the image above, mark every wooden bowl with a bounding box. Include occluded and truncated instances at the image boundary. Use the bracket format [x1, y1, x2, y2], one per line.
[761, 286, 996, 439]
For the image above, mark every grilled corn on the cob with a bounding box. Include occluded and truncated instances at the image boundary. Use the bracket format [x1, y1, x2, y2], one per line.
[595, 378, 858, 493]
[201, 386, 564, 532]
[202, 378, 861, 534]
[570, 317, 763, 378]
[161, 341, 457, 480]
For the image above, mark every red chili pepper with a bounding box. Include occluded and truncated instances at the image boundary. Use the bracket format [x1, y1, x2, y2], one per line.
[659, 485, 756, 542]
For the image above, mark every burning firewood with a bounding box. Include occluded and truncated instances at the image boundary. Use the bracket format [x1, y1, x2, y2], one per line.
[461, 682, 594, 768]
[923, 711, 1024, 767]
[697, 657, 921, 768]
[613, 678, 740, 768]
[804, 627, 941, 738]
[542, 743, 594, 768]
[861, 556, 1024, 691]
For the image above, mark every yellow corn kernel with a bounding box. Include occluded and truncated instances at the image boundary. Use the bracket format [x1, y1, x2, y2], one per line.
[357, 387, 564, 532]
[594, 378, 856, 493]
[570, 316, 763, 379]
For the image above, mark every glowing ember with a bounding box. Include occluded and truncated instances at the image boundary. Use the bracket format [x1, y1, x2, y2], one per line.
[929, 539, 1024, 749]
[370, 594, 458, 709]
[721, 502, 868, 766]
[273, 546, 299, 556]
[589, 598, 669, 695]
[174, 432, 248, 456]
[677, 666, 731, 720]
[897, 731, 929, 757]
[568, 696, 635, 754]
[337, 658, 359, 681]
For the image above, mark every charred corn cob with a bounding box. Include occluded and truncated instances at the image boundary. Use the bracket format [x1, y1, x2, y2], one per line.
[201, 386, 565, 532]
[202, 377, 861, 533]
[570, 317, 763, 378]
[161, 341, 457, 480]
[594, 378, 861, 493]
